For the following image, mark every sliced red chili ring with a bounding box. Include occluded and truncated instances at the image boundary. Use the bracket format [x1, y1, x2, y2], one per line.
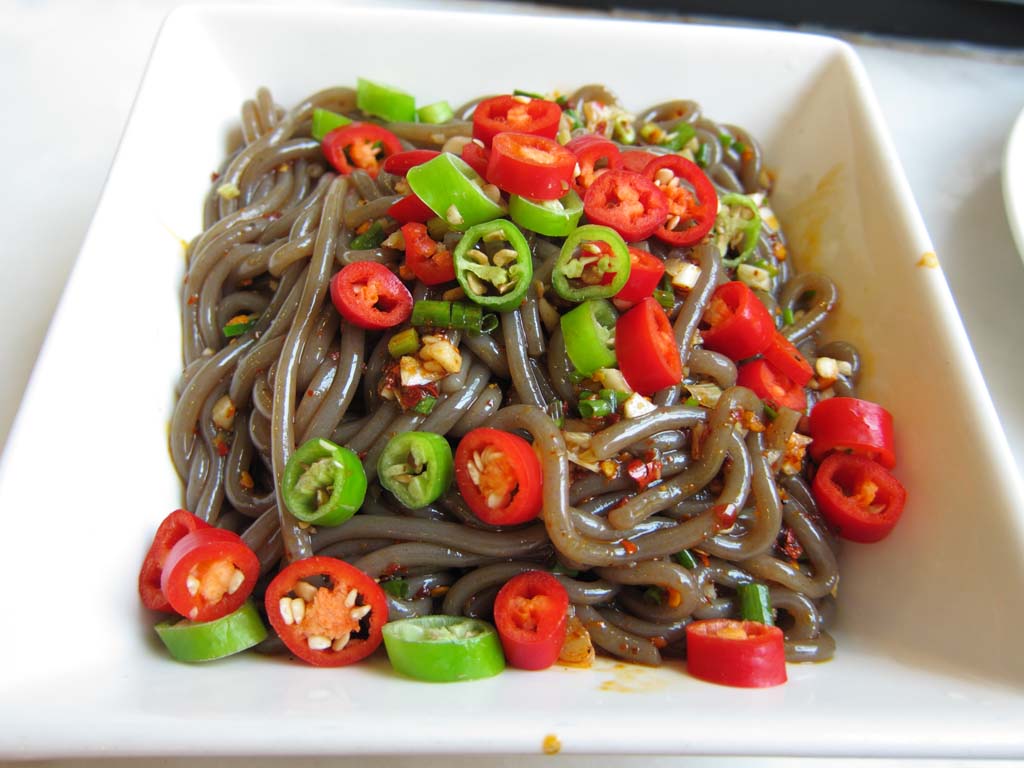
[381, 149, 440, 177]
[809, 397, 896, 469]
[138, 509, 212, 612]
[607, 247, 666, 303]
[330, 261, 413, 330]
[321, 122, 403, 179]
[643, 155, 717, 247]
[615, 296, 682, 395]
[811, 452, 907, 543]
[454, 428, 542, 526]
[387, 193, 436, 224]
[620, 149, 660, 173]
[736, 358, 807, 412]
[461, 141, 491, 179]
[686, 619, 787, 688]
[493, 571, 569, 671]
[762, 331, 814, 387]
[401, 222, 456, 285]
[265, 556, 388, 667]
[486, 132, 576, 201]
[472, 94, 562, 147]
[160, 527, 259, 623]
[583, 169, 669, 243]
[566, 134, 622, 197]
[700, 281, 775, 361]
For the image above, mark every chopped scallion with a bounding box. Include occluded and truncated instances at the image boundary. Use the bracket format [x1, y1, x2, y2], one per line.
[412, 396, 437, 415]
[663, 123, 697, 151]
[695, 142, 710, 168]
[719, 133, 734, 150]
[654, 288, 675, 310]
[388, 328, 420, 358]
[552, 563, 579, 577]
[578, 398, 613, 419]
[349, 221, 387, 251]
[782, 307, 795, 326]
[411, 300, 497, 334]
[513, 89, 545, 100]
[738, 582, 773, 625]
[546, 400, 566, 428]
[223, 315, 257, 338]
[763, 403, 779, 420]
[684, 396, 700, 408]
[644, 586, 665, 605]
[672, 550, 698, 569]
[382, 579, 410, 599]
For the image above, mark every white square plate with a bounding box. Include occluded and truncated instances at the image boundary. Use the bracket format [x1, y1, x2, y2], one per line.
[2, 4, 1023, 759]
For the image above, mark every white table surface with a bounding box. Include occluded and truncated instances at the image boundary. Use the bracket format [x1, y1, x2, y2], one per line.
[2, 0, 1023, 765]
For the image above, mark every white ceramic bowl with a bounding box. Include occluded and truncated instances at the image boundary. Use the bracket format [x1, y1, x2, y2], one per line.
[1, 4, 1022, 759]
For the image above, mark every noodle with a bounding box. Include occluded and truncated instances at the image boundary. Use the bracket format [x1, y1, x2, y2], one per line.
[165, 83, 877, 674]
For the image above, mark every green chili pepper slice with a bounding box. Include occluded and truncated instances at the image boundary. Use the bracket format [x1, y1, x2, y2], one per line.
[417, 100, 454, 124]
[508, 190, 583, 237]
[377, 431, 454, 509]
[349, 220, 386, 250]
[282, 438, 368, 526]
[453, 219, 533, 312]
[154, 601, 267, 662]
[382, 615, 505, 682]
[716, 193, 762, 266]
[552, 224, 631, 302]
[407, 153, 506, 231]
[311, 108, 353, 142]
[356, 77, 416, 123]
[560, 299, 618, 375]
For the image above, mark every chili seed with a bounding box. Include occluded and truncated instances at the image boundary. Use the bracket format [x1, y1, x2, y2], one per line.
[345, 589, 358, 608]
[293, 580, 317, 602]
[351, 605, 372, 621]
[655, 168, 674, 185]
[307, 635, 331, 651]
[290, 597, 306, 624]
[227, 568, 245, 595]
[279, 597, 295, 626]
[332, 633, 351, 651]
[186, 574, 201, 597]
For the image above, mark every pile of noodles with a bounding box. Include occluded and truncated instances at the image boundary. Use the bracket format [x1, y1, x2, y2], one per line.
[172, 85, 854, 665]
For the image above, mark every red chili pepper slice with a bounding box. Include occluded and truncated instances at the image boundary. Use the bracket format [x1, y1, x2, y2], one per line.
[160, 527, 259, 623]
[486, 132, 576, 201]
[265, 556, 388, 667]
[472, 95, 561, 147]
[461, 141, 491, 179]
[330, 261, 413, 330]
[811, 452, 907, 543]
[401, 222, 455, 285]
[566, 134, 622, 197]
[737, 358, 807, 412]
[809, 397, 896, 469]
[387, 193, 436, 224]
[686, 619, 787, 688]
[620, 150, 659, 173]
[454, 428, 543, 526]
[643, 155, 717, 247]
[493, 571, 569, 670]
[583, 170, 669, 242]
[321, 122, 403, 179]
[762, 331, 813, 387]
[615, 297, 682, 395]
[700, 281, 775, 361]
[607, 247, 666, 303]
[138, 509, 211, 612]
[381, 149, 439, 177]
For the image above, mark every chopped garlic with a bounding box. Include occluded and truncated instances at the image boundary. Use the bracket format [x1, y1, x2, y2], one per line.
[419, 335, 462, 374]
[212, 395, 237, 431]
[685, 382, 722, 408]
[399, 355, 444, 387]
[594, 368, 632, 395]
[382, 231, 405, 250]
[779, 433, 813, 476]
[815, 356, 840, 380]
[562, 431, 601, 472]
[737, 263, 772, 292]
[216, 182, 241, 200]
[837, 360, 853, 377]
[622, 392, 657, 419]
[671, 262, 702, 291]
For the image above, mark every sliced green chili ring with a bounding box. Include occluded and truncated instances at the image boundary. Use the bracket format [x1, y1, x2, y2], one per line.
[411, 300, 498, 334]
[378, 431, 454, 509]
[417, 100, 454, 124]
[311, 108, 352, 141]
[388, 327, 421, 358]
[382, 615, 505, 682]
[560, 299, 618, 376]
[552, 224, 631, 302]
[508, 190, 583, 237]
[349, 221, 386, 250]
[407, 153, 506, 231]
[154, 601, 267, 662]
[453, 219, 533, 312]
[717, 193, 762, 265]
[356, 77, 416, 123]
[672, 549, 698, 569]
[738, 583, 774, 625]
[282, 438, 368, 526]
